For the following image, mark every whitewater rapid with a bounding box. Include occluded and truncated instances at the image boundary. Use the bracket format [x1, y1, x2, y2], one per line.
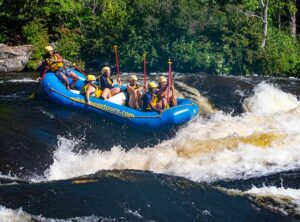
[218, 185, 300, 217]
[0, 204, 102, 222]
[43, 82, 300, 184]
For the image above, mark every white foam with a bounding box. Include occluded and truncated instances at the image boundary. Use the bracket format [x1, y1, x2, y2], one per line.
[243, 82, 299, 115]
[0, 172, 27, 185]
[0, 205, 106, 222]
[44, 83, 300, 183]
[0, 78, 37, 84]
[243, 185, 300, 215]
[245, 186, 300, 201]
[0, 205, 32, 222]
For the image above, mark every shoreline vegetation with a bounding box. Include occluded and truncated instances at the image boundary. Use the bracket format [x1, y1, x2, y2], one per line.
[1, 0, 300, 76]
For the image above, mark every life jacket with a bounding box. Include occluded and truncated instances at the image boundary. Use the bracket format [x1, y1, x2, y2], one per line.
[99, 75, 114, 90]
[46, 54, 64, 72]
[143, 92, 158, 111]
[81, 83, 102, 98]
[107, 76, 113, 85]
[132, 84, 140, 90]
[126, 83, 140, 93]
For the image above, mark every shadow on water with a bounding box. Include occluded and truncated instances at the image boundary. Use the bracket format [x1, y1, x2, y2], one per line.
[0, 170, 297, 222]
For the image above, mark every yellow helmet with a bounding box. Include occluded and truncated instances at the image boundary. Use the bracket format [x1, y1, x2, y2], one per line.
[87, 75, 96, 81]
[101, 66, 110, 74]
[45, 46, 54, 52]
[129, 74, 137, 81]
[158, 76, 167, 83]
[148, 81, 157, 89]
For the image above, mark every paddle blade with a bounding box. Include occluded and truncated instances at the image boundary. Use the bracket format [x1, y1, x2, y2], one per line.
[28, 91, 35, 100]
[28, 80, 41, 100]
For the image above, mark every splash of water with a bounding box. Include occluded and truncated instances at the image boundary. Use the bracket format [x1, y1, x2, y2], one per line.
[44, 83, 300, 183]
[223, 185, 300, 217]
[0, 78, 37, 84]
[0, 204, 103, 222]
[0, 205, 32, 222]
[174, 80, 216, 114]
[243, 82, 299, 115]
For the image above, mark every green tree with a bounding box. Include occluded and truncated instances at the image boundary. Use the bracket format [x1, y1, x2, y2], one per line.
[23, 20, 49, 69]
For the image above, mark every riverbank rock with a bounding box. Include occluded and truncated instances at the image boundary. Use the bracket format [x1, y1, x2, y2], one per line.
[0, 44, 33, 73]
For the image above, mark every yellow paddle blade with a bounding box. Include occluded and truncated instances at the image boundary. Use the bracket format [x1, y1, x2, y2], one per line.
[28, 92, 35, 100]
[71, 179, 98, 184]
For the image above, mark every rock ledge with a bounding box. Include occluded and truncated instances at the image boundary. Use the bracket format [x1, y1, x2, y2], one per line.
[0, 44, 33, 73]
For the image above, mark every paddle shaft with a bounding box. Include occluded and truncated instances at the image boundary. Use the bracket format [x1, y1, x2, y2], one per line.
[167, 59, 172, 103]
[114, 46, 121, 84]
[74, 65, 87, 76]
[30, 66, 49, 99]
[143, 53, 147, 89]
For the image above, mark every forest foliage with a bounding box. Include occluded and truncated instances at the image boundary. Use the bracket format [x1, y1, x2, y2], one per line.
[0, 0, 300, 76]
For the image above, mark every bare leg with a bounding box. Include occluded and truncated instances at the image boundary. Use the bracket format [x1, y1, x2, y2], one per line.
[128, 91, 140, 109]
[85, 86, 96, 105]
[170, 96, 177, 107]
[110, 87, 121, 96]
[69, 72, 79, 89]
[60, 74, 70, 90]
[101, 88, 111, 100]
[137, 90, 143, 106]
[161, 97, 168, 109]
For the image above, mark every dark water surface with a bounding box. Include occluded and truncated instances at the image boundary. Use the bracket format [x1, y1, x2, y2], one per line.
[0, 73, 300, 221]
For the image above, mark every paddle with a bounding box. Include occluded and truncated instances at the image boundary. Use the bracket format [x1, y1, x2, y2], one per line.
[143, 53, 147, 89]
[28, 65, 49, 100]
[170, 61, 175, 105]
[113, 45, 121, 84]
[167, 59, 172, 104]
[72, 63, 87, 76]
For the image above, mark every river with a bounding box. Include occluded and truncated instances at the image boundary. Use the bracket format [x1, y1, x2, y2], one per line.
[0, 72, 300, 221]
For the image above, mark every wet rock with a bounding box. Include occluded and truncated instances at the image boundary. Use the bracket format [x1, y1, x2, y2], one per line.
[0, 44, 33, 73]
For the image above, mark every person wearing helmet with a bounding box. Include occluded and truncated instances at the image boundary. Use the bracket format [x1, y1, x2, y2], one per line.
[142, 81, 161, 113]
[80, 74, 102, 106]
[44, 45, 78, 90]
[126, 74, 143, 109]
[98, 66, 121, 100]
[156, 75, 177, 109]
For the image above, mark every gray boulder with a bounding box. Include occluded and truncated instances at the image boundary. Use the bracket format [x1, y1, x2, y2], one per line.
[0, 44, 33, 73]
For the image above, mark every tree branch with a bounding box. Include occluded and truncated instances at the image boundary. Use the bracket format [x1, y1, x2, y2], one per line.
[243, 11, 264, 22]
[259, 0, 265, 8]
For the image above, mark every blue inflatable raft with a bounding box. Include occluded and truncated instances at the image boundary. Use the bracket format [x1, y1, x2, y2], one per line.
[41, 69, 199, 131]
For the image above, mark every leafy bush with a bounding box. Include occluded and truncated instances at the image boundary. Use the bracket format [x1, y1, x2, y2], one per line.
[2, 0, 300, 76]
[23, 20, 49, 70]
[260, 29, 300, 76]
[0, 32, 8, 43]
[55, 27, 83, 64]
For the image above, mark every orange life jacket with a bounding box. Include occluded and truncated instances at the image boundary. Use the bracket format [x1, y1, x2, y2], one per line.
[46, 54, 63, 72]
